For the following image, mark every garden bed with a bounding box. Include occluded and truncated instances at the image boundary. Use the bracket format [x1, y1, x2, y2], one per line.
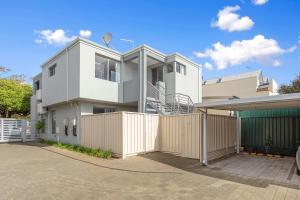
[42, 140, 112, 159]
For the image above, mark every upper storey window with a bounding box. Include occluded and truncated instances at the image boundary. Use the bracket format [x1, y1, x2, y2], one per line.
[175, 62, 186, 75]
[48, 64, 56, 77]
[167, 63, 174, 73]
[95, 54, 120, 82]
[34, 80, 40, 94]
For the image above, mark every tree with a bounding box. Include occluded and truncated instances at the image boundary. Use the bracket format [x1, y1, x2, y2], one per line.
[278, 74, 300, 94]
[0, 65, 32, 118]
[0, 65, 10, 75]
[0, 79, 32, 117]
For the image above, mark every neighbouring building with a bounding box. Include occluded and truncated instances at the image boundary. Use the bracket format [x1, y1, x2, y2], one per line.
[31, 37, 202, 144]
[201, 70, 278, 115]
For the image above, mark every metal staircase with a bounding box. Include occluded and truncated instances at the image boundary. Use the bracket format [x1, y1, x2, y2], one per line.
[146, 82, 194, 115]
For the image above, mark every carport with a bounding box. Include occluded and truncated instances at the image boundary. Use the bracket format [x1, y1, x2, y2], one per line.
[195, 92, 300, 166]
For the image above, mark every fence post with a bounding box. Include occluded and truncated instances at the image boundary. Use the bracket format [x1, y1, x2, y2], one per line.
[143, 113, 146, 154]
[202, 109, 208, 166]
[122, 112, 126, 159]
[1, 119, 3, 141]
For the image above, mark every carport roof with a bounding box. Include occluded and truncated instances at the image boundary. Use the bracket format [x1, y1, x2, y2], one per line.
[195, 92, 300, 111]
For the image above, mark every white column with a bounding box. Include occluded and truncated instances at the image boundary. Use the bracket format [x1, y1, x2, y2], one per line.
[236, 112, 241, 154]
[202, 109, 208, 166]
[138, 49, 147, 113]
[107, 59, 110, 81]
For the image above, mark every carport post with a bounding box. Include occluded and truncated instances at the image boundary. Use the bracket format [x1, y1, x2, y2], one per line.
[202, 109, 208, 166]
[236, 112, 241, 154]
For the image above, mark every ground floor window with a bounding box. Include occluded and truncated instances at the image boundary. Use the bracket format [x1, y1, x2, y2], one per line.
[51, 111, 56, 134]
[93, 107, 116, 114]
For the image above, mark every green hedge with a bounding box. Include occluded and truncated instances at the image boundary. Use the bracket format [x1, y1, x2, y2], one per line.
[42, 140, 112, 159]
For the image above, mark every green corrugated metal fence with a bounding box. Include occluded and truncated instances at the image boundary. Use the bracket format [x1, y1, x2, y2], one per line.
[239, 108, 300, 118]
[240, 108, 300, 156]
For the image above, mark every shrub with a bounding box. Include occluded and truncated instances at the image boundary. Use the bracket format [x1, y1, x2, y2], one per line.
[42, 140, 112, 159]
[35, 120, 45, 133]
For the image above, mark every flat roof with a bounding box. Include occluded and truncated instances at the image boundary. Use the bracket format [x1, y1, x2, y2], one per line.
[195, 93, 300, 111]
[40, 37, 201, 68]
[204, 70, 261, 85]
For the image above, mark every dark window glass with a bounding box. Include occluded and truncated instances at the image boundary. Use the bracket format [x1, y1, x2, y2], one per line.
[175, 62, 186, 75]
[93, 107, 116, 114]
[49, 64, 56, 77]
[35, 81, 40, 90]
[34, 80, 40, 94]
[176, 63, 180, 73]
[51, 111, 56, 134]
[151, 68, 157, 85]
[95, 55, 107, 80]
[167, 64, 174, 73]
[151, 67, 163, 85]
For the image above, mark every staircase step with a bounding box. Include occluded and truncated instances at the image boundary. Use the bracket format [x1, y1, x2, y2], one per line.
[146, 97, 160, 102]
[146, 108, 158, 113]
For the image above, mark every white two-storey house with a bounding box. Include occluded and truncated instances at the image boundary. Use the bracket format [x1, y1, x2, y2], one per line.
[31, 37, 202, 144]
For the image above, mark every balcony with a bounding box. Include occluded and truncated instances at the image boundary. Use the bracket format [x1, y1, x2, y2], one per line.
[123, 79, 139, 103]
[36, 89, 42, 101]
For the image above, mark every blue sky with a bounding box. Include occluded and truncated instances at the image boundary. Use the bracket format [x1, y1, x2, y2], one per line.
[0, 0, 300, 85]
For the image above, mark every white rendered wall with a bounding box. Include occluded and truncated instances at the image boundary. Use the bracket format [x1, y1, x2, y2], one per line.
[79, 42, 121, 103]
[42, 103, 81, 145]
[42, 43, 80, 106]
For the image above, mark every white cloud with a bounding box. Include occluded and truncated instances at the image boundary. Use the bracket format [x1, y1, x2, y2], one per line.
[211, 5, 254, 32]
[34, 39, 42, 44]
[79, 30, 92, 38]
[35, 29, 76, 46]
[273, 60, 281, 67]
[194, 35, 292, 70]
[287, 45, 297, 53]
[252, 0, 268, 5]
[204, 62, 214, 70]
[298, 36, 300, 44]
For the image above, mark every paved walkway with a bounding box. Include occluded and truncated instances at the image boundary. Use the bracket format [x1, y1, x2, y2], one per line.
[208, 153, 300, 186]
[0, 142, 300, 199]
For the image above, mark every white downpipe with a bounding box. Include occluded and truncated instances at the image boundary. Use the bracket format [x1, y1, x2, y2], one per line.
[76, 102, 80, 145]
[202, 109, 208, 166]
[66, 48, 69, 102]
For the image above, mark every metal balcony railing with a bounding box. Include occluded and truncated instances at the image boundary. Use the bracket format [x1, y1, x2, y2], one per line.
[146, 81, 194, 115]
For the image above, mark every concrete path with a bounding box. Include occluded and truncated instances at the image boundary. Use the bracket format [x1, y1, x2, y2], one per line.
[0, 142, 300, 200]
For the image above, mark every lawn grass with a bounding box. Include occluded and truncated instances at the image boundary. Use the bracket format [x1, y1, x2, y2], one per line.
[42, 140, 112, 159]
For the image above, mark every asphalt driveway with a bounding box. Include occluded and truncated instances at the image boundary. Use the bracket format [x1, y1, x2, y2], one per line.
[0, 142, 300, 200]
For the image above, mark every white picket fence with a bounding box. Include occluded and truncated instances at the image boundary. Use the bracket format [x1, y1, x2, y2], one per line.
[0, 118, 38, 143]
